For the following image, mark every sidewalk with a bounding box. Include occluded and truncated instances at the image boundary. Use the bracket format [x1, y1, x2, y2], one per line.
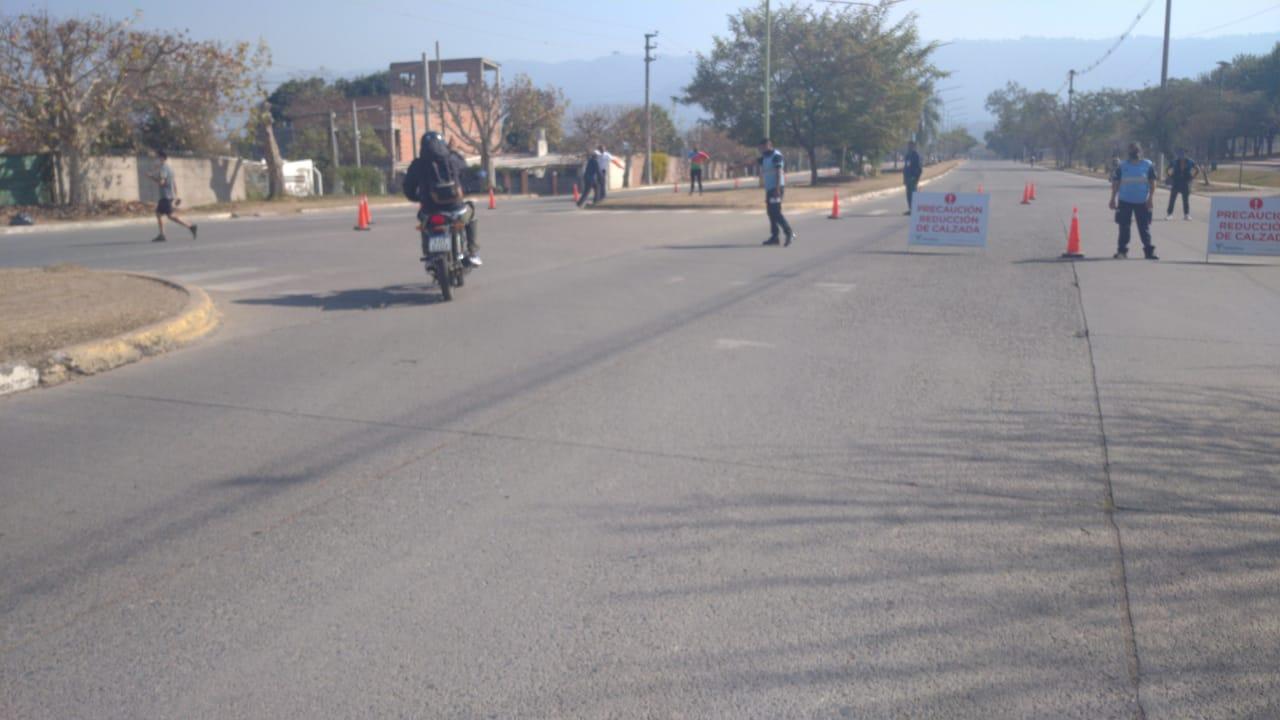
[0, 266, 218, 395]
[591, 161, 961, 210]
[1, 195, 416, 236]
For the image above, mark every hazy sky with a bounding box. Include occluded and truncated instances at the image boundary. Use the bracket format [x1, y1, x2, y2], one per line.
[13, 0, 1280, 82]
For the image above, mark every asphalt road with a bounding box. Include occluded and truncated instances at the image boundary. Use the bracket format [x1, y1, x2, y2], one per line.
[2, 162, 1277, 719]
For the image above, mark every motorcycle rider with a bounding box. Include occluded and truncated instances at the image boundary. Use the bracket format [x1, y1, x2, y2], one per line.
[404, 132, 481, 266]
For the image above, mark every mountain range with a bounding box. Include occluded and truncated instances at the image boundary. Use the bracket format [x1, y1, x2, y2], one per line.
[501, 33, 1280, 137]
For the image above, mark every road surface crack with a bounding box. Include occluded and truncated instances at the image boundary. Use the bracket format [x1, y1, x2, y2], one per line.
[1070, 261, 1148, 720]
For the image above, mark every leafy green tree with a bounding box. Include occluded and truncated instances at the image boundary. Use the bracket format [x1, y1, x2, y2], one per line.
[335, 71, 390, 98]
[610, 105, 681, 155]
[684, 1, 940, 183]
[984, 83, 1056, 160]
[0, 12, 266, 205]
[936, 127, 978, 158]
[502, 74, 568, 152]
[267, 77, 338, 122]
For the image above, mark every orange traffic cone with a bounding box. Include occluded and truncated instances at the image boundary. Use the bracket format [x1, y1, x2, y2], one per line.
[828, 191, 841, 219]
[1030, 183, 1037, 201]
[1020, 183, 1031, 205]
[572, 183, 580, 204]
[488, 187, 496, 210]
[353, 195, 370, 231]
[363, 195, 373, 226]
[1061, 206, 1084, 258]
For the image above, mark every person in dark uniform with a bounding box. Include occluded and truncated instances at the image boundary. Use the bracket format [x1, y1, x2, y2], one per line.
[578, 151, 600, 208]
[1165, 148, 1198, 221]
[759, 138, 794, 247]
[902, 140, 923, 215]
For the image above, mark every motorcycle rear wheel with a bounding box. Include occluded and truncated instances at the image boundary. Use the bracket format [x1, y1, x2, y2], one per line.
[435, 258, 453, 301]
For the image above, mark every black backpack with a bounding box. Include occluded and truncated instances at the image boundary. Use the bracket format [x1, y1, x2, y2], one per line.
[422, 135, 462, 204]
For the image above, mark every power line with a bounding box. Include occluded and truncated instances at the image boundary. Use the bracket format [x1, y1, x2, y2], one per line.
[1187, 3, 1280, 37]
[1076, 0, 1157, 78]
[1053, 0, 1156, 96]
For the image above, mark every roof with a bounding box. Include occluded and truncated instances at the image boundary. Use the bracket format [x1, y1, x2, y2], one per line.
[494, 153, 587, 170]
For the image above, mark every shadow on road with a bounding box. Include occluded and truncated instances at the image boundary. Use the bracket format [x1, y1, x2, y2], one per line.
[542, 381, 1280, 716]
[236, 283, 443, 311]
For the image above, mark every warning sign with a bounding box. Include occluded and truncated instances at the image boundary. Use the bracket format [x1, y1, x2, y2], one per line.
[1207, 196, 1280, 257]
[909, 192, 989, 248]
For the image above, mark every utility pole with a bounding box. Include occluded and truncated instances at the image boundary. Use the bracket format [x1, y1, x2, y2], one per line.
[644, 31, 658, 185]
[1159, 0, 1172, 176]
[422, 52, 432, 133]
[409, 107, 417, 159]
[764, 0, 771, 140]
[436, 42, 446, 141]
[427, 52, 437, 133]
[1160, 0, 1172, 90]
[1067, 69, 1076, 167]
[329, 111, 340, 167]
[352, 100, 362, 168]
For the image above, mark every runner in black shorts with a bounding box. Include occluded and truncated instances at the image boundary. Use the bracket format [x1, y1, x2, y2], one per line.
[150, 150, 197, 242]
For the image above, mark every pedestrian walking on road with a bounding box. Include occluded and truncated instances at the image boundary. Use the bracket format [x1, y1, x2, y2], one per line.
[1165, 148, 1198, 221]
[758, 138, 794, 247]
[596, 145, 622, 202]
[1109, 142, 1158, 260]
[902, 140, 923, 215]
[688, 147, 709, 195]
[578, 151, 601, 208]
[149, 150, 197, 242]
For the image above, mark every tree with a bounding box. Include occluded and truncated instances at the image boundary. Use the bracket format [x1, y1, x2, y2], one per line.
[568, 108, 618, 149]
[503, 73, 568, 152]
[334, 71, 390, 99]
[255, 101, 286, 200]
[936, 127, 978, 159]
[984, 83, 1056, 160]
[267, 76, 339, 122]
[441, 73, 504, 189]
[684, 1, 940, 184]
[610, 105, 681, 155]
[0, 12, 265, 206]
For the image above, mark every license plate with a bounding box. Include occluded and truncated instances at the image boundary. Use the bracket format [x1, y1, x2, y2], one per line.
[426, 233, 451, 253]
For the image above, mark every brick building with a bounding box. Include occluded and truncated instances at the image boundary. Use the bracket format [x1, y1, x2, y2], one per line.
[283, 57, 503, 181]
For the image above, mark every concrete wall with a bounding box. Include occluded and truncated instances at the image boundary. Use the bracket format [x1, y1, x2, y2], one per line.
[66, 155, 249, 206]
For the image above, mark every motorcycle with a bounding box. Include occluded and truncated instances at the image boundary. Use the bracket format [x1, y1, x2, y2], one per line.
[419, 202, 475, 301]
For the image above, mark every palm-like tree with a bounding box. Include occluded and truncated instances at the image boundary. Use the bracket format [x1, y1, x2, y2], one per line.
[916, 92, 943, 151]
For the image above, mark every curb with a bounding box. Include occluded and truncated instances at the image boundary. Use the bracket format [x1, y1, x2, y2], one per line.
[1, 213, 233, 236]
[588, 163, 962, 212]
[0, 275, 220, 397]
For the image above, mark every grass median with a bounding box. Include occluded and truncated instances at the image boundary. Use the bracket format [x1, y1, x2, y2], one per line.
[0, 266, 188, 366]
[591, 160, 962, 211]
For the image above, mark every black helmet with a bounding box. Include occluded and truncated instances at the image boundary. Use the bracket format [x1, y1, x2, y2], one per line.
[421, 131, 448, 160]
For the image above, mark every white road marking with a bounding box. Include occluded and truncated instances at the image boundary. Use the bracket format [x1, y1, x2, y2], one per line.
[203, 275, 302, 292]
[170, 266, 261, 283]
[665, 276, 685, 285]
[715, 338, 776, 350]
[815, 282, 856, 293]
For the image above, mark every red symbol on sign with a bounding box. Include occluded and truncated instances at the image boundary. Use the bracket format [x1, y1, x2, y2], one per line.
[945, 193, 957, 204]
[1250, 197, 1264, 210]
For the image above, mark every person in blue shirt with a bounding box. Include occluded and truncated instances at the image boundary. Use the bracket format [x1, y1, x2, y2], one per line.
[1109, 142, 1158, 260]
[759, 138, 794, 247]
